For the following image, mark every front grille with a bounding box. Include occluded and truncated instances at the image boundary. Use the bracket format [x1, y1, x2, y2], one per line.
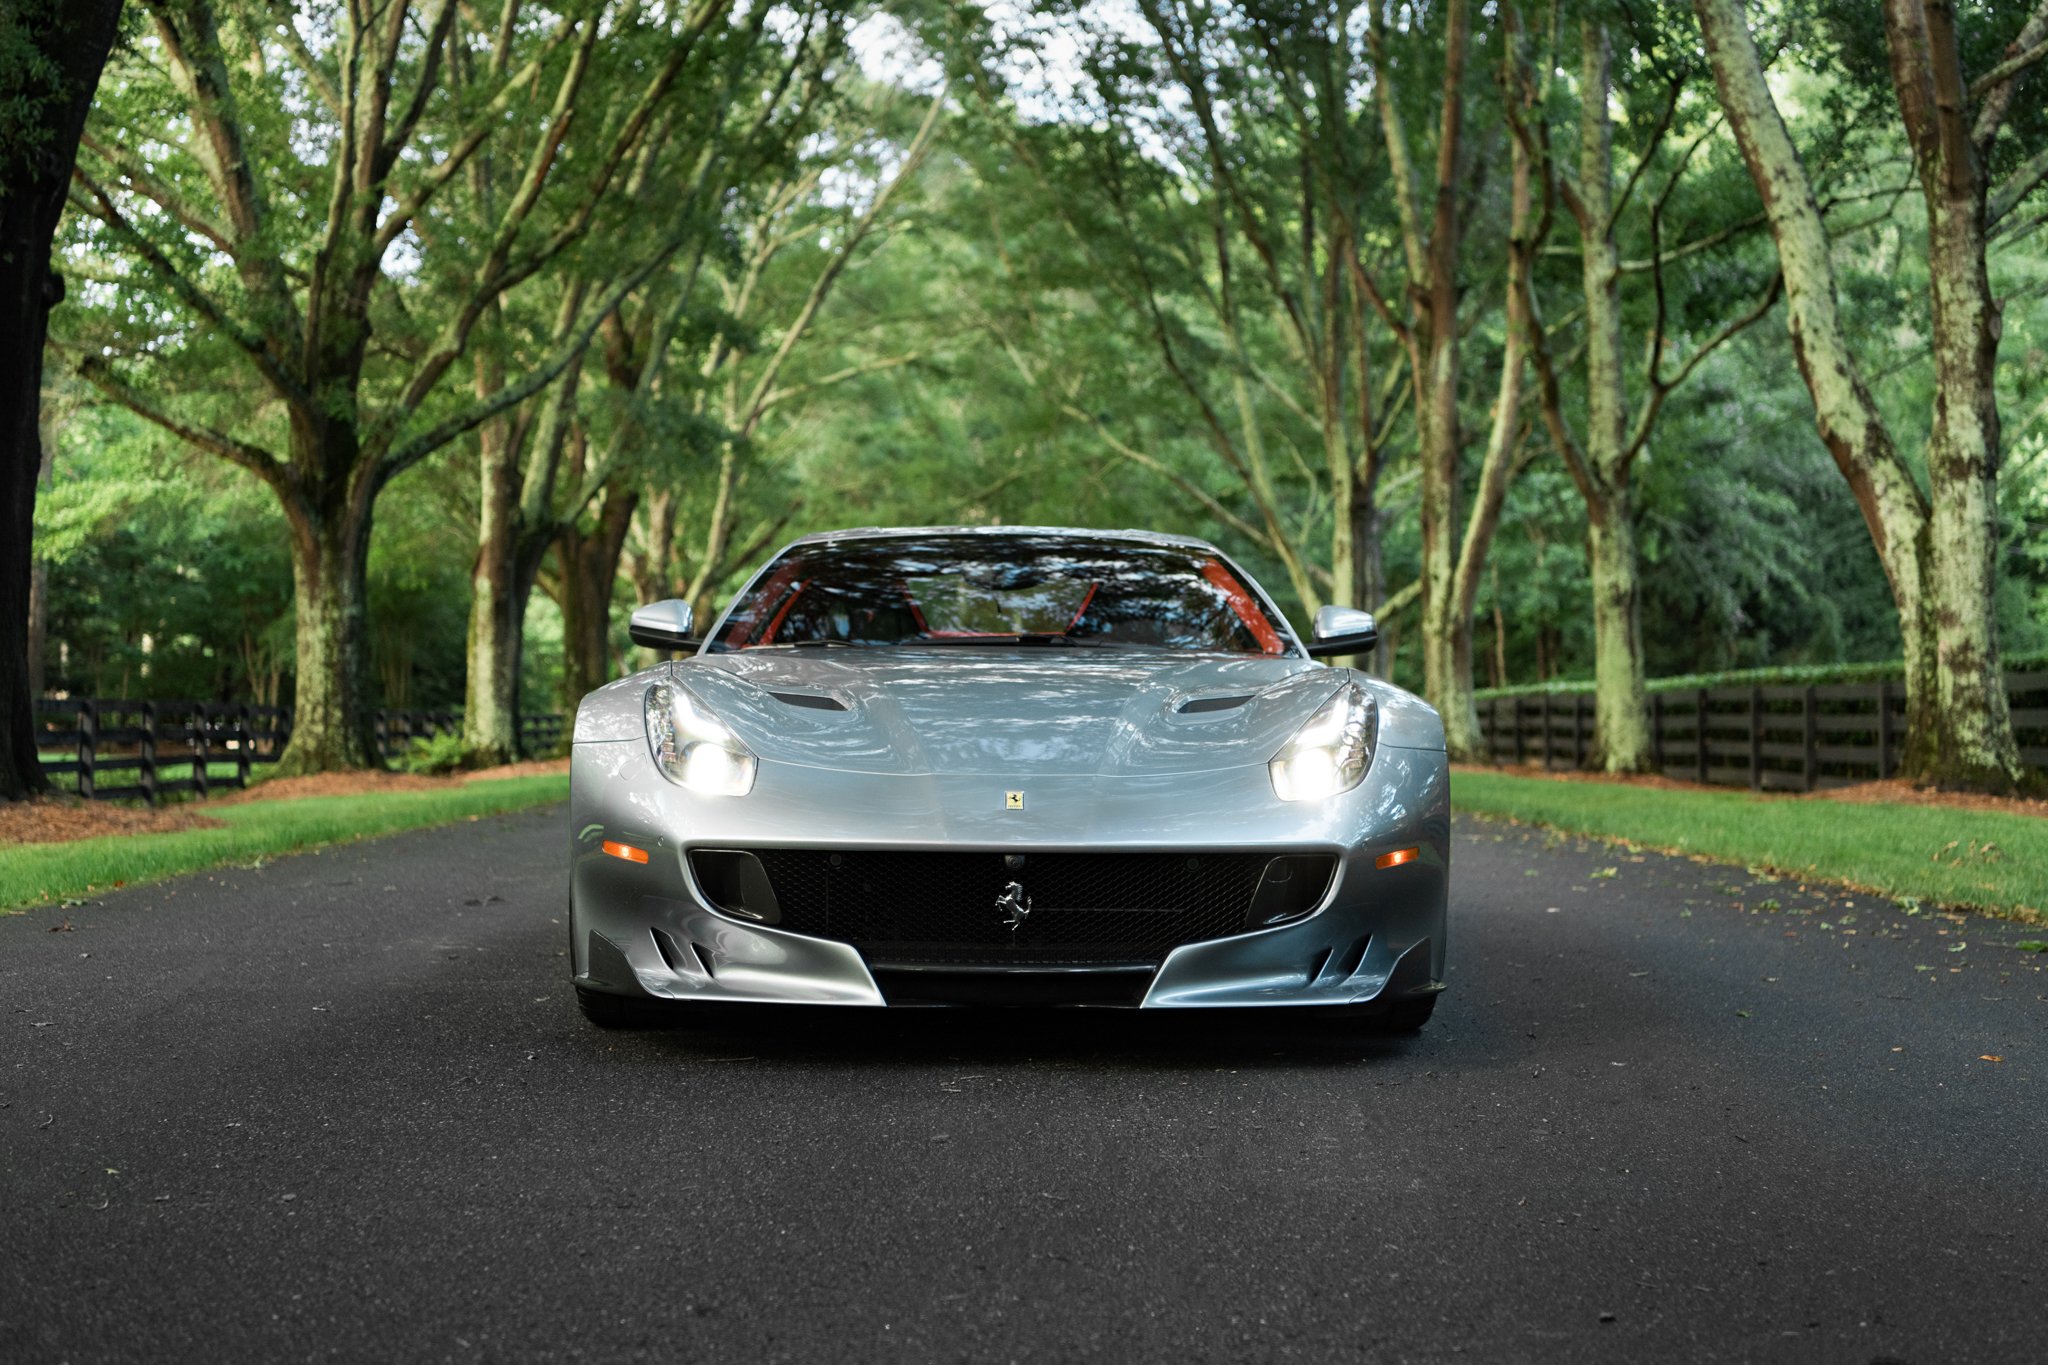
[728, 849, 1326, 966]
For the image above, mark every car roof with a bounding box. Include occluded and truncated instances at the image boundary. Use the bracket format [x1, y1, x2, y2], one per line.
[786, 525, 1222, 552]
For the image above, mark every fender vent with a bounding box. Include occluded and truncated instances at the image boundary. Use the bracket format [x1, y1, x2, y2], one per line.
[769, 690, 847, 711]
[1178, 694, 1253, 714]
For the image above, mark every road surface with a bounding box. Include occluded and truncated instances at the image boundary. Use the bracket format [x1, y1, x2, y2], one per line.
[4, 804, 2043, 1363]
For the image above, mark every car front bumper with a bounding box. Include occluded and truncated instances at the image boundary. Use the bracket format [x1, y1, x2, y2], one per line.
[567, 743, 1450, 1010]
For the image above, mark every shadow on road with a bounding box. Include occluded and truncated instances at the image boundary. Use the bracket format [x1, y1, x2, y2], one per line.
[590, 1000, 1435, 1070]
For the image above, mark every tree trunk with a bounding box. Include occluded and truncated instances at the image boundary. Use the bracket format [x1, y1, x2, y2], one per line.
[1351, 493, 1387, 675]
[1698, 0, 2026, 791]
[1415, 296, 1463, 717]
[1328, 418, 1363, 612]
[1921, 193, 2019, 786]
[686, 442, 742, 624]
[0, 0, 126, 801]
[1888, 0, 2028, 790]
[1587, 490, 1652, 771]
[1372, 0, 1467, 718]
[463, 413, 518, 763]
[557, 484, 638, 710]
[1325, 384, 1383, 670]
[1440, 57, 1534, 761]
[1576, 18, 1653, 772]
[277, 493, 379, 775]
[463, 528, 548, 766]
[0, 236, 52, 802]
[636, 488, 679, 603]
[27, 554, 46, 702]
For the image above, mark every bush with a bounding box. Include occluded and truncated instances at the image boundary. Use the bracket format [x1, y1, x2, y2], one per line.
[401, 729, 467, 775]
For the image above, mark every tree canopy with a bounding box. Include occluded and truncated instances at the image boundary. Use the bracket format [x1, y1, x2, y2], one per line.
[11, 0, 2048, 794]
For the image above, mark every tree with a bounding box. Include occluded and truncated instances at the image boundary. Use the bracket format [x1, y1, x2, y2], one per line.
[1514, 4, 1781, 771]
[65, 0, 723, 774]
[631, 77, 949, 625]
[0, 0, 125, 801]
[971, 4, 1423, 648]
[1695, 0, 2045, 790]
[455, 0, 834, 762]
[1361, 0, 1483, 738]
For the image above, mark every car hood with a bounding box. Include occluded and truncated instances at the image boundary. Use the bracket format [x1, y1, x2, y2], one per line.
[660, 648, 1438, 777]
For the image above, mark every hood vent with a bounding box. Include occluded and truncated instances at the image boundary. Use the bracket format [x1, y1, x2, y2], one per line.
[769, 690, 848, 712]
[1178, 694, 1253, 714]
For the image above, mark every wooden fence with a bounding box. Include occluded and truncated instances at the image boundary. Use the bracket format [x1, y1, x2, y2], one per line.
[1476, 672, 2048, 791]
[31, 699, 567, 805]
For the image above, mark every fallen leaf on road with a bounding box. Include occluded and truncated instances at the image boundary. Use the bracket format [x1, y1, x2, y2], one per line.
[1591, 867, 1618, 880]
[2015, 942, 2048, 954]
[1980, 1055, 2003, 1063]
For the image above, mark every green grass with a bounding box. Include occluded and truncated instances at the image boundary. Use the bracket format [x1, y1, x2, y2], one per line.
[1, 774, 568, 913]
[1453, 770, 2047, 921]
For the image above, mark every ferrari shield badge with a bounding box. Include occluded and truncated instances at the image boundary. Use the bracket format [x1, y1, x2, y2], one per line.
[996, 880, 1032, 931]
[1004, 790, 1025, 810]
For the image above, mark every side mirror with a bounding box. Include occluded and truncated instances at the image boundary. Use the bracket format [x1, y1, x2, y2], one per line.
[1305, 605, 1378, 659]
[628, 599, 698, 651]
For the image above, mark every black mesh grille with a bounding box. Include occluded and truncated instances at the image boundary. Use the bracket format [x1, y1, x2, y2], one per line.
[735, 849, 1314, 966]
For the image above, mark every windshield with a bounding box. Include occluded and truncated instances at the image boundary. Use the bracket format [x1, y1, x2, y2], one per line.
[710, 534, 1294, 656]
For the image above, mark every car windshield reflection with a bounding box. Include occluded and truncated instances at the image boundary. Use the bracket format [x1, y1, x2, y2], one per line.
[709, 534, 1295, 657]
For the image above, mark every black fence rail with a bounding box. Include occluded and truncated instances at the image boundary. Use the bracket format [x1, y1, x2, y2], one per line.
[1476, 672, 2048, 791]
[31, 699, 566, 805]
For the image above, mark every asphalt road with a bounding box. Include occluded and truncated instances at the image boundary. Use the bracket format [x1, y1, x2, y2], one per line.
[4, 804, 2045, 1364]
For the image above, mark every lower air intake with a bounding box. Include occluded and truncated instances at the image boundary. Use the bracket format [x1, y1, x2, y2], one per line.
[699, 849, 1335, 967]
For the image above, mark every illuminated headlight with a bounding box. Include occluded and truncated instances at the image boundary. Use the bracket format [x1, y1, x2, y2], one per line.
[645, 681, 758, 796]
[1269, 684, 1376, 801]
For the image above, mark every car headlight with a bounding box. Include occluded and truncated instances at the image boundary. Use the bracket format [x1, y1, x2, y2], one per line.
[1269, 683, 1376, 801]
[645, 681, 758, 796]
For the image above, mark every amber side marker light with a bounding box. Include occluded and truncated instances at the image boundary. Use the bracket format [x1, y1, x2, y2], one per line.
[1375, 846, 1421, 870]
[601, 840, 650, 865]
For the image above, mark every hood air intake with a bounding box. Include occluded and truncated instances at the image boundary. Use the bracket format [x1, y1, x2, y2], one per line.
[1178, 694, 1253, 714]
[769, 690, 848, 711]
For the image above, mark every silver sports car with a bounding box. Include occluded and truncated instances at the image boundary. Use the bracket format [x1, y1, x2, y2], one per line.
[568, 526, 1449, 1029]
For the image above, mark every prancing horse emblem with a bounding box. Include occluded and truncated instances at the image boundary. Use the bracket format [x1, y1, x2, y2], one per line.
[996, 880, 1032, 932]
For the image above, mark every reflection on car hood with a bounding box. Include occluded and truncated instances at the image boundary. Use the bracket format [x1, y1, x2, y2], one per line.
[672, 648, 1430, 777]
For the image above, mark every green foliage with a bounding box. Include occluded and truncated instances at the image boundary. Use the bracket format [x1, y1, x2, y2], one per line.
[23, 0, 2048, 765]
[399, 730, 468, 776]
[36, 402, 292, 701]
[1454, 771, 2047, 921]
[0, 2, 65, 177]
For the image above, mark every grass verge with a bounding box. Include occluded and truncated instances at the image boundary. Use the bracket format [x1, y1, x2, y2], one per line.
[1453, 770, 2045, 922]
[1, 773, 568, 913]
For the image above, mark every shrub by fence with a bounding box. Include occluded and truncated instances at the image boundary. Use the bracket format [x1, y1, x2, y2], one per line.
[1475, 672, 2048, 791]
[30, 699, 567, 805]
